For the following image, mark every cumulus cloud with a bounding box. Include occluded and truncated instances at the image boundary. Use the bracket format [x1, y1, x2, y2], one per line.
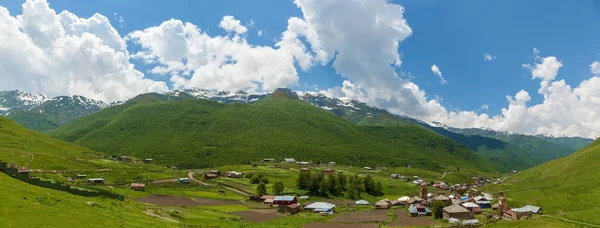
[480, 104, 488, 110]
[0, 0, 167, 102]
[483, 53, 496, 61]
[522, 48, 563, 81]
[127, 17, 304, 92]
[431, 64, 446, 84]
[219, 15, 247, 34]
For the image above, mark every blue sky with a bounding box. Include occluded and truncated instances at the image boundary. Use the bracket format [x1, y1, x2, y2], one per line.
[1, 0, 600, 137]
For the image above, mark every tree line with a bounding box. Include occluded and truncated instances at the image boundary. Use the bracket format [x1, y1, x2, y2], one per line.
[297, 171, 383, 199]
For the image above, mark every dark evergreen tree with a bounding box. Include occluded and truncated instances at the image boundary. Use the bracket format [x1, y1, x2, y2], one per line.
[256, 182, 267, 197]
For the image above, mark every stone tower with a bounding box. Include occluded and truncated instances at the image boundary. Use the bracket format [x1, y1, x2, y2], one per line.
[420, 183, 428, 199]
[497, 191, 508, 216]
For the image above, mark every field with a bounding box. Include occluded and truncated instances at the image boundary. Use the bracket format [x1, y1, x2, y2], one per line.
[481, 139, 600, 226]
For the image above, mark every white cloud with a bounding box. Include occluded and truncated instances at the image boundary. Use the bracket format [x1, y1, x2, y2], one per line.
[480, 104, 488, 110]
[522, 48, 563, 81]
[218, 15, 247, 34]
[257, 30, 263, 36]
[590, 61, 600, 75]
[0, 0, 167, 102]
[483, 53, 496, 61]
[127, 17, 303, 92]
[429, 53, 600, 138]
[431, 64, 446, 84]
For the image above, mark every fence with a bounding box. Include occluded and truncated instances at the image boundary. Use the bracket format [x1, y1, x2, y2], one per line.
[0, 160, 124, 201]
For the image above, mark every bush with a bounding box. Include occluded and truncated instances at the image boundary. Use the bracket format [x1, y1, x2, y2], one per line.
[260, 176, 269, 184]
[250, 175, 261, 184]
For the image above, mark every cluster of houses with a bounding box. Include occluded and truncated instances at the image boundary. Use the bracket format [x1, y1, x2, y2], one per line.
[495, 191, 542, 220]
[111, 156, 154, 164]
[262, 158, 337, 168]
[257, 195, 336, 215]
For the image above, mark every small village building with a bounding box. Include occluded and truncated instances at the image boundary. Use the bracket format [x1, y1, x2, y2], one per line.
[305, 202, 336, 212]
[408, 204, 432, 217]
[391, 174, 399, 179]
[120, 156, 131, 162]
[328, 162, 336, 166]
[283, 158, 296, 163]
[323, 168, 334, 174]
[475, 199, 491, 208]
[521, 205, 542, 214]
[88, 178, 105, 184]
[263, 158, 276, 162]
[143, 159, 153, 163]
[260, 195, 276, 204]
[407, 196, 422, 205]
[363, 167, 373, 170]
[76, 174, 87, 179]
[443, 204, 471, 220]
[355, 200, 370, 205]
[433, 194, 451, 202]
[300, 168, 310, 172]
[390, 200, 402, 206]
[273, 196, 298, 206]
[130, 183, 145, 191]
[398, 196, 410, 203]
[203, 174, 217, 179]
[510, 207, 533, 220]
[178, 178, 191, 184]
[227, 171, 243, 178]
[279, 203, 301, 214]
[462, 202, 481, 215]
[209, 170, 221, 176]
[375, 200, 390, 209]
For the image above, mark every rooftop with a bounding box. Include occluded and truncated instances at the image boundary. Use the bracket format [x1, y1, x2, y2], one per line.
[274, 196, 296, 201]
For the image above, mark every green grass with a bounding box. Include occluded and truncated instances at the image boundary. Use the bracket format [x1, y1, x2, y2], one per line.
[0, 172, 176, 228]
[482, 139, 600, 225]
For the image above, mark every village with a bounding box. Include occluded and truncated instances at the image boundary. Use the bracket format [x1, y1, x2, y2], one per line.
[183, 157, 544, 226]
[1, 154, 543, 227]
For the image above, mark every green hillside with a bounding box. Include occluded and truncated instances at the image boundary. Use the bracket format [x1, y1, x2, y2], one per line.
[450, 128, 587, 163]
[0, 116, 104, 170]
[422, 126, 539, 172]
[0, 172, 174, 228]
[49, 91, 495, 173]
[484, 138, 600, 225]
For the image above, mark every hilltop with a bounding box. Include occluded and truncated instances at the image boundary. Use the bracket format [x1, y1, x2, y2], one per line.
[484, 138, 600, 225]
[49, 90, 495, 173]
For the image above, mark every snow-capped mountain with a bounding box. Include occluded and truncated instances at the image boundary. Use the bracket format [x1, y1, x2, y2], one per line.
[164, 88, 270, 104]
[0, 90, 52, 116]
[0, 90, 110, 131]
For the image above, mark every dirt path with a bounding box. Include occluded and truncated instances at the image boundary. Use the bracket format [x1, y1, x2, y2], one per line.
[143, 210, 180, 223]
[441, 170, 453, 179]
[187, 172, 250, 196]
[187, 172, 213, 186]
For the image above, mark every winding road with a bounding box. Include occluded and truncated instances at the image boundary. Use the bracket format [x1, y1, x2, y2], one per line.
[186, 172, 250, 196]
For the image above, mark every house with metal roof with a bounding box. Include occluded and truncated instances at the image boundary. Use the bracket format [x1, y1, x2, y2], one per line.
[273, 196, 298, 205]
[283, 158, 296, 163]
[521, 205, 542, 214]
[408, 204, 431, 217]
[305, 202, 336, 212]
[355, 200, 370, 205]
[443, 204, 471, 220]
